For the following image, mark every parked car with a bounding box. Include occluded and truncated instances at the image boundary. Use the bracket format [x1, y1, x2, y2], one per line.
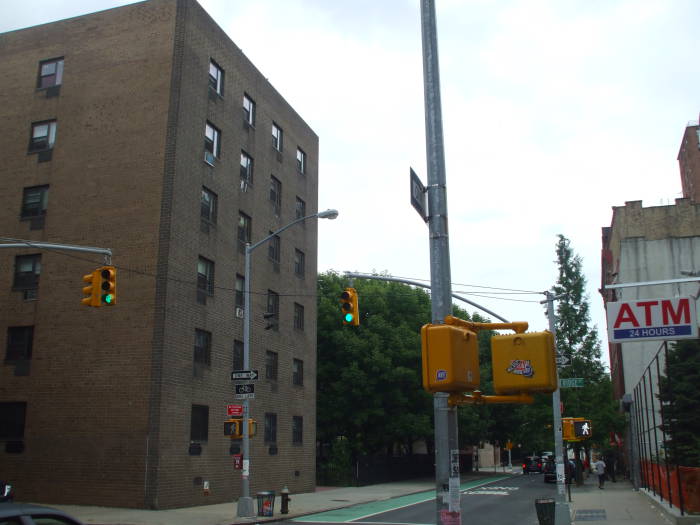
[543, 458, 575, 483]
[522, 456, 543, 473]
[0, 502, 84, 524]
[543, 459, 557, 482]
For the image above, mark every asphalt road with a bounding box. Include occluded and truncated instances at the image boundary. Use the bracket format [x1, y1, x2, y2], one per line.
[289, 473, 557, 525]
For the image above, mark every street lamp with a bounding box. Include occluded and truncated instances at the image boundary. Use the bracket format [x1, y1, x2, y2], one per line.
[237, 209, 338, 517]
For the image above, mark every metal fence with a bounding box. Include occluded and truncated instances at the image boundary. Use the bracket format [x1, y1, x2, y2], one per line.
[629, 340, 700, 515]
[317, 454, 435, 486]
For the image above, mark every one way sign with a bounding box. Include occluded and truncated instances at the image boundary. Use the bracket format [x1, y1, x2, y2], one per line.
[231, 369, 259, 381]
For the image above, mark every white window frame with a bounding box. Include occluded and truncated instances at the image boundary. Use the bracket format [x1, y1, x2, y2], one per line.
[30, 120, 57, 152]
[208, 59, 224, 95]
[272, 123, 283, 152]
[243, 94, 256, 126]
[296, 148, 306, 174]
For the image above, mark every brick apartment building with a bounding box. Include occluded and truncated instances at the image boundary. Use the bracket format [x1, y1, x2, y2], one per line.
[0, 0, 319, 508]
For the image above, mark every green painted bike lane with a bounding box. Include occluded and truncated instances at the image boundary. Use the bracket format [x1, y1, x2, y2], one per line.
[292, 475, 510, 523]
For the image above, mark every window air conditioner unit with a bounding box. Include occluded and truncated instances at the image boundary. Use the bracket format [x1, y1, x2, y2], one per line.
[204, 151, 215, 166]
[235, 307, 244, 319]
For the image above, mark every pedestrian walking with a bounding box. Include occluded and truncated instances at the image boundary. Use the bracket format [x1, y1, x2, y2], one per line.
[594, 457, 607, 489]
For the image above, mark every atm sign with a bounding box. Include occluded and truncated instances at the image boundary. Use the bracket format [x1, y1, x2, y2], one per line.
[607, 297, 698, 343]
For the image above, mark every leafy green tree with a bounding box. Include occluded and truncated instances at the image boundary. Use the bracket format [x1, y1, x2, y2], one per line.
[549, 235, 624, 470]
[658, 339, 700, 466]
[316, 272, 434, 459]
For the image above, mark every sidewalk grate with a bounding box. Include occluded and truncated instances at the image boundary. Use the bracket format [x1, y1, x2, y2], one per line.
[574, 509, 607, 521]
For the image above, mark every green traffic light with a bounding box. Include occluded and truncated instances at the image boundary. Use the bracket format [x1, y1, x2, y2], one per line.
[102, 294, 114, 304]
[344, 313, 354, 323]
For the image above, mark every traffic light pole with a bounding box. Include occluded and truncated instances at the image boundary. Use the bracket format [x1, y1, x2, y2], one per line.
[420, 2, 459, 524]
[543, 291, 572, 525]
[237, 210, 338, 518]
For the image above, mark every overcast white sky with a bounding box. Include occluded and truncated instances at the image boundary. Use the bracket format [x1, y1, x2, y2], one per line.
[3, 1, 699, 368]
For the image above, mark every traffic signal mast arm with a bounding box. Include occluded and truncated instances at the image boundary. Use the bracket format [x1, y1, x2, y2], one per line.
[444, 314, 528, 334]
[448, 391, 534, 405]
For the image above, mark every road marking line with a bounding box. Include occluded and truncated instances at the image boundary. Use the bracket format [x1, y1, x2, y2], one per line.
[293, 476, 512, 523]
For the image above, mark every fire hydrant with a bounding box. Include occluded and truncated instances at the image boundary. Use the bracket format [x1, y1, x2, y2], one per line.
[281, 486, 291, 514]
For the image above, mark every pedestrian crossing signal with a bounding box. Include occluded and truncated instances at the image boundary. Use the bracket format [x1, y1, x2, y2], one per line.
[574, 420, 592, 439]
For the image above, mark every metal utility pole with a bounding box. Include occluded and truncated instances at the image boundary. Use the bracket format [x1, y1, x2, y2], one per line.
[420, 2, 459, 524]
[544, 292, 572, 525]
[236, 210, 337, 518]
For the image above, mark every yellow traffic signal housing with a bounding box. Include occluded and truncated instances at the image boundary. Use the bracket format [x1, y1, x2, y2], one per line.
[81, 270, 100, 307]
[224, 418, 257, 439]
[98, 266, 116, 306]
[340, 287, 359, 326]
[421, 323, 480, 393]
[491, 331, 557, 394]
[562, 418, 575, 441]
[224, 419, 242, 438]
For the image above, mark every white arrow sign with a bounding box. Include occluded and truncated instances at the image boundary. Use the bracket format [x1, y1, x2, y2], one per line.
[556, 355, 570, 366]
[231, 369, 259, 381]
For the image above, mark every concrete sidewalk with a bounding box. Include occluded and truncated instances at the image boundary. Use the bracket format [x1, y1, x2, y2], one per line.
[568, 476, 696, 525]
[48, 477, 441, 525]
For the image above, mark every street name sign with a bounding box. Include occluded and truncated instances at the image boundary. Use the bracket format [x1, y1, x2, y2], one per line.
[231, 369, 259, 381]
[606, 296, 698, 343]
[559, 378, 584, 388]
[410, 168, 428, 223]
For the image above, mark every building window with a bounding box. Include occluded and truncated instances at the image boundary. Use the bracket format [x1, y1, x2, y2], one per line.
[265, 350, 278, 381]
[29, 120, 56, 152]
[243, 94, 256, 126]
[0, 402, 26, 441]
[194, 329, 212, 366]
[233, 340, 244, 370]
[238, 212, 251, 253]
[266, 290, 279, 331]
[235, 274, 245, 311]
[21, 185, 48, 219]
[294, 303, 305, 331]
[264, 412, 277, 443]
[292, 416, 303, 444]
[269, 176, 282, 214]
[13, 254, 41, 290]
[296, 148, 306, 174]
[204, 122, 221, 163]
[294, 249, 305, 278]
[190, 405, 209, 442]
[197, 257, 214, 296]
[6, 327, 33, 362]
[38, 57, 64, 89]
[268, 234, 280, 264]
[293, 358, 304, 386]
[208, 59, 224, 95]
[201, 187, 217, 224]
[240, 151, 254, 186]
[295, 197, 306, 220]
[272, 123, 283, 152]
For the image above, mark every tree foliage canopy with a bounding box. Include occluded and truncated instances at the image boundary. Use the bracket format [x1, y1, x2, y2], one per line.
[317, 236, 623, 462]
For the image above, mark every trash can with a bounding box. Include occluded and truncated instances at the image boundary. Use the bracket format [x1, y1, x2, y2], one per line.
[535, 498, 555, 525]
[256, 491, 275, 517]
